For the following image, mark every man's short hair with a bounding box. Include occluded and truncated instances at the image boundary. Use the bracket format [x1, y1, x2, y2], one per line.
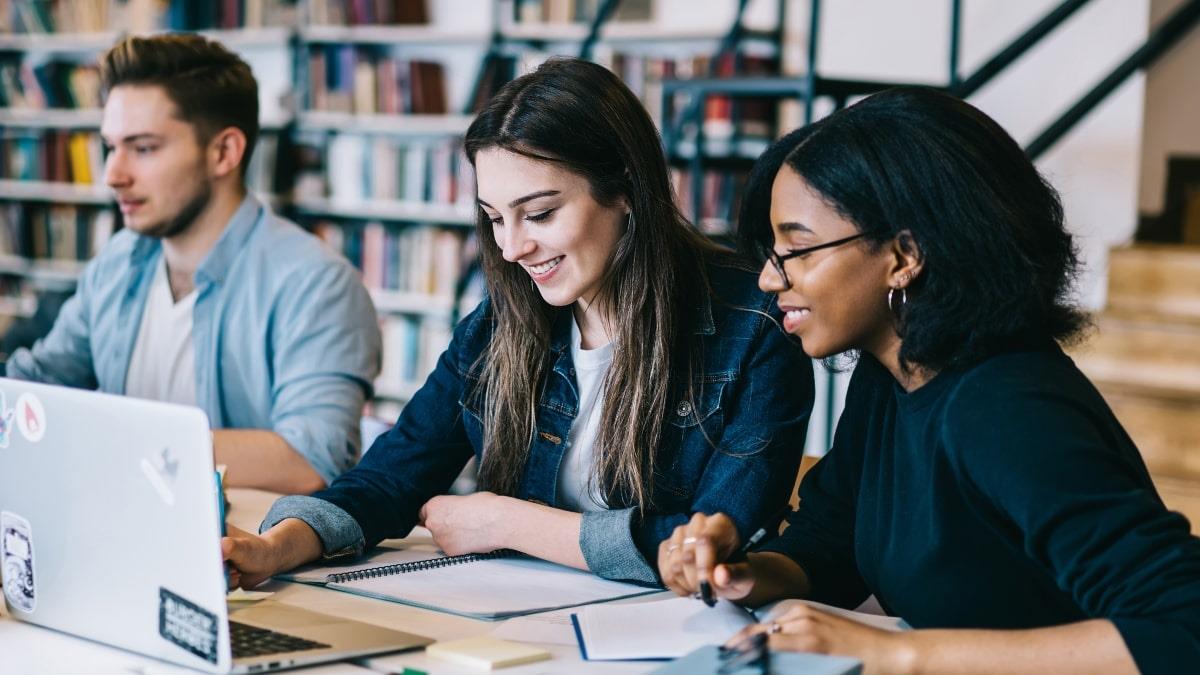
[100, 33, 260, 176]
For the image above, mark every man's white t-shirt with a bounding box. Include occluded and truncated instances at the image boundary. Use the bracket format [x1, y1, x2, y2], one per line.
[556, 318, 615, 512]
[124, 256, 198, 407]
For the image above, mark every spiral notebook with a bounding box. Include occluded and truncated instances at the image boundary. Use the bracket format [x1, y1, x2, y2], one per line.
[278, 547, 657, 621]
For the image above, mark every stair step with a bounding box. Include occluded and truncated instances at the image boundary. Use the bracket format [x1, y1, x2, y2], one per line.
[1070, 317, 1200, 398]
[1096, 386, 1200, 482]
[1106, 244, 1200, 323]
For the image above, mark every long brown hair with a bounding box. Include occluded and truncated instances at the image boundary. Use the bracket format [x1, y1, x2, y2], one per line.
[463, 58, 720, 511]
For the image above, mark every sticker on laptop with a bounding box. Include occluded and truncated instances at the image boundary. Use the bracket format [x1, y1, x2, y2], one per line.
[0, 391, 15, 449]
[141, 447, 180, 507]
[159, 587, 219, 665]
[15, 393, 45, 443]
[2, 510, 36, 613]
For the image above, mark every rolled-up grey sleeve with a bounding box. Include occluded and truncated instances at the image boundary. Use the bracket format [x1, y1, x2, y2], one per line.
[261, 495, 366, 559]
[580, 506, 658, 584]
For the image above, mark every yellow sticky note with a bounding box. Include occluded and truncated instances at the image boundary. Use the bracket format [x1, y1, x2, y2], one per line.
[426, 636, 551, 670]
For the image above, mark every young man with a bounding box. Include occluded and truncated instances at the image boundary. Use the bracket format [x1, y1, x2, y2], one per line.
[4, 34, 381, 494]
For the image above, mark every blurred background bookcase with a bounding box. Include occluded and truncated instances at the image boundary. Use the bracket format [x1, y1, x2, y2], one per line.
[0, 0, 796, 424]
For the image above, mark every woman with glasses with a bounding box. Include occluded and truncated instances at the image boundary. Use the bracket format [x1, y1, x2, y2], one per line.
[221, 58, 813, 587]
[658, 87, 1200, 674]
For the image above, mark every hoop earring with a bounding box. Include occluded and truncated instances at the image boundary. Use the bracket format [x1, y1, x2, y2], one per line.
[887, 286, 907, 315]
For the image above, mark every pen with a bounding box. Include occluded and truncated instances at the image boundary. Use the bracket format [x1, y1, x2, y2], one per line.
[698, 505, 793, 607]
[217, 470, 229, 586]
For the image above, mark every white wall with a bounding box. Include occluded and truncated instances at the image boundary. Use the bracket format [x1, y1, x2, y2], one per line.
[1140, 0, 1200, 217]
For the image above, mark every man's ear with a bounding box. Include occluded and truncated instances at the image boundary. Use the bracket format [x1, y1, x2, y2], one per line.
[209, 127, 247, 179]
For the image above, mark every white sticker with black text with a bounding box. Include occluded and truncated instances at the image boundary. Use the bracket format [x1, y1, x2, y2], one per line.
[159, 587, 219, 664]
[2, 510, 36, 612]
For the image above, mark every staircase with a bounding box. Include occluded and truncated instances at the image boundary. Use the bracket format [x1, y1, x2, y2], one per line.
[1070, 244, 1200, 531]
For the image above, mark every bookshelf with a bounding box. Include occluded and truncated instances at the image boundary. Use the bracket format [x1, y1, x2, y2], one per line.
[0, 1, 298, 367]
[0, 0, 789, 411]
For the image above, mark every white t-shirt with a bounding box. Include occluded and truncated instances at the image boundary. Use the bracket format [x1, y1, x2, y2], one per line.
[556, 319, 615, 512]
[124, 256, 198, 407]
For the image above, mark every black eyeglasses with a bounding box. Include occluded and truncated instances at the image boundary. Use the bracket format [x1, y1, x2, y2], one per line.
[759, 232, 868, 288]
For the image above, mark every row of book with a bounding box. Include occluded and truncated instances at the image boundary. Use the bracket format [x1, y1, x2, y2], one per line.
[0, 60, 101, 110]
[1, 0, 294, 34]
[307, 0, 428, 26]
[294, 134, 475, 208]
[377, 313, 450, 398]
[2, 129, 102, 184]
[601, 49, 780, 158]
[0, 202, 115, 261]
[307, 45, 448, 115]
[670, 166, 747, 236]
[512, 0, 651, 24]
[312, 220, 471, 299]
[163, 0, 296, 30]
[0, 0, 116, 34]
[0, 275, 33, 313]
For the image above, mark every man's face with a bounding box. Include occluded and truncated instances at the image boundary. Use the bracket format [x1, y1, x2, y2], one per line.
[101, 85, 213, 239]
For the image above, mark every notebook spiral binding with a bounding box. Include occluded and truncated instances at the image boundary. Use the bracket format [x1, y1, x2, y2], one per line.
[326, 549, 519, 584]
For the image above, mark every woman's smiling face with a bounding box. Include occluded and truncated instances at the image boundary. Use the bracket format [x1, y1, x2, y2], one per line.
[759, 166, 896, 360]
[476, 147, 627, 310]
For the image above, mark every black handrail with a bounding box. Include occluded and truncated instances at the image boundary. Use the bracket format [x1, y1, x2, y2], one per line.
[803, 0, 821, 124]
[948, 0, 962, 87]
[579, 0, 623, 61]
[1026, 0, 1200, 159]
[951, 0, 1091, 98]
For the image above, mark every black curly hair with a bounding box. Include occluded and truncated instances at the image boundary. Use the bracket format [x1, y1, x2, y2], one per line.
[738, 86, 1088, 372]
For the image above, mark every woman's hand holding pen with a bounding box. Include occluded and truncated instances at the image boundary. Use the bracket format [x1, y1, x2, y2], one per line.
[659, 512, 757, 601]
[725, 602, 917, 675]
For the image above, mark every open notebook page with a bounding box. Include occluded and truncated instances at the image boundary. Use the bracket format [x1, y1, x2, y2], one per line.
[574, 596, 755, 660]
[573, 595, 905, 660]
[327, 555, 655, 619]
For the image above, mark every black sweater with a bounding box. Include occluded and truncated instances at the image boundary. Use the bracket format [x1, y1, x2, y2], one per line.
[762, 346, 1200, 674]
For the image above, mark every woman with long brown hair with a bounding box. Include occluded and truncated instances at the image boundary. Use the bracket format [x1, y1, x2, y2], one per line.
[222, 58, 813, 585]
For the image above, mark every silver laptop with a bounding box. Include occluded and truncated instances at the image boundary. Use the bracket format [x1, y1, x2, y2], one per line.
[0, 377, 431, 673]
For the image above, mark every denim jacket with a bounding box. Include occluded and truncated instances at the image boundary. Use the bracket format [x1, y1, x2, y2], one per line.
[264, 254, 814, 583]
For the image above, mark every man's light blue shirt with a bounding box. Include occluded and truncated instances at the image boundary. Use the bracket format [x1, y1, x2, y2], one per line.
[5, 194, 382, 483]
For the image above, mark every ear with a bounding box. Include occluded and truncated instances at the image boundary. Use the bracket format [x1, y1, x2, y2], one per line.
[887, 229, 924, 289]
[208, 127, 247, 180]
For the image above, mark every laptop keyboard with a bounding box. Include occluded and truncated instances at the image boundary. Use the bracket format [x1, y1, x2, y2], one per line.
[229, 620, 331, 658]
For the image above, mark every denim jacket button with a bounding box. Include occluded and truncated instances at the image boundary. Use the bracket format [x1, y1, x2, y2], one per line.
[675, 400, 693, 417]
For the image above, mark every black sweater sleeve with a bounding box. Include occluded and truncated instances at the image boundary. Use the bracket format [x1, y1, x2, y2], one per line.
[758, 360, 882, 609]
[944, 362, 1200, 674]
